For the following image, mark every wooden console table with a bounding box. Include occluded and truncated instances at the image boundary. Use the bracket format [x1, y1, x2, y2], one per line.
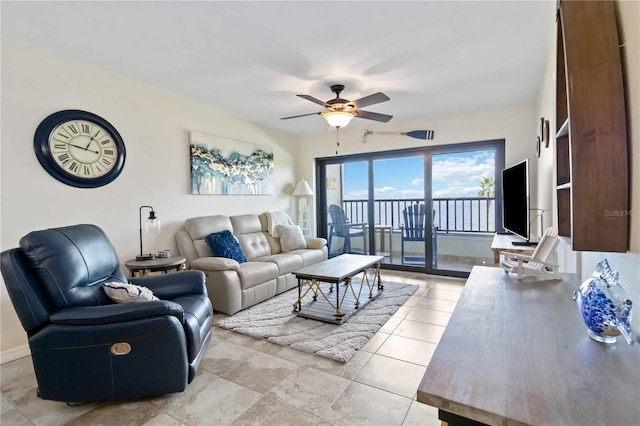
[490, 233, 536, 266]
[417, 266, 640, 426]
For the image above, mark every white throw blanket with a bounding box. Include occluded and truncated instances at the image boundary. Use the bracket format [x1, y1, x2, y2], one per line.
[265, 211, 294, 238]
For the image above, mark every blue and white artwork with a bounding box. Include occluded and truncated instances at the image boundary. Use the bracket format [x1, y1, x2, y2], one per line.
[189, 131, 274, 195]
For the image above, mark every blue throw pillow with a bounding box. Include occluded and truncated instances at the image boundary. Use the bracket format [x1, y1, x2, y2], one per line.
[205, 230, 247, 263]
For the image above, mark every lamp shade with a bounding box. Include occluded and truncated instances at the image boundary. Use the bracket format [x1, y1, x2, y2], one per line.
[144, 213, 161, 233]
[323, 111, 354, 128]
[293, 179, 314, 196]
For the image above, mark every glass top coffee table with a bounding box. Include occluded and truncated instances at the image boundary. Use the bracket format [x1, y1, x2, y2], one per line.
[292, 254, 384, 324]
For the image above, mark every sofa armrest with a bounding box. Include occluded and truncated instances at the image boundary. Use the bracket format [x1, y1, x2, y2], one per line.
[129, 270, 206, 298]
[191, 257, 240, 271]
[176, 229, 198, 267]
[49, 301, 184, 326]
[305, 237, 327, 249]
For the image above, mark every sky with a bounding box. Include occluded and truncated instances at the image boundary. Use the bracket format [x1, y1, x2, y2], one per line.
[343, 149, 495, 200]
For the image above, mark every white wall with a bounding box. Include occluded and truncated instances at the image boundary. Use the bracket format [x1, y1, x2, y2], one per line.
[297, 103, 539, 240]
[534, 7, 578, 274]
[0, 39, 300, 355]
[299, 103, 536, 169]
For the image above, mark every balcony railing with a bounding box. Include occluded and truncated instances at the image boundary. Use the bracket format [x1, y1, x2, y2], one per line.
[340, 197, 496, 233]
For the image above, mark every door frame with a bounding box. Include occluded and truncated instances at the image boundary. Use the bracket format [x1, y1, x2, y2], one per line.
[315, 139, 505, 278]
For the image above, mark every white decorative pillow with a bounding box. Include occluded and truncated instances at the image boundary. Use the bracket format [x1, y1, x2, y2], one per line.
[102, 282, 159, 303]
[277, 225, 307, 252]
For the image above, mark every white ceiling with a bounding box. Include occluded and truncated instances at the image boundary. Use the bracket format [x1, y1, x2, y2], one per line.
[2, 1, 556, 136]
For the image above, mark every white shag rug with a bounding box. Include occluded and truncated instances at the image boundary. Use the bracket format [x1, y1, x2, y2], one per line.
[216, 281, 418, 363]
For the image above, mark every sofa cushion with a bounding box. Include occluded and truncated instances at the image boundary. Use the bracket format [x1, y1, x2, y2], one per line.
[289, 248, 326, 266]
[185, 215, 233, 240]
[236, 232, 272, 261]
[277, 225, 307, 252]
[193, 240, 214, 259]
[254, 253, 303, 275]
[230, 214, 263, 235]
[205, 231, 247, 263]
[183, 216, 233, 259]
[237, 262, 279, 289]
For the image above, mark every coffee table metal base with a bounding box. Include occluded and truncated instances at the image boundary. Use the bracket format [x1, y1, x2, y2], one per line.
[293, 260, 383, 324]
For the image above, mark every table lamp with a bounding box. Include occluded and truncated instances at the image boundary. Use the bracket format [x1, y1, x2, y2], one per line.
[137, 205, 161, 261]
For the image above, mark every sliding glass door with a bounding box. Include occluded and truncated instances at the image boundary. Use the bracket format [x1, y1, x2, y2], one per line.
[324, 160, 369, 258]
[316, 140, 504, 277]
[430, 147, 499, 273]
[373, 155, 426, 266]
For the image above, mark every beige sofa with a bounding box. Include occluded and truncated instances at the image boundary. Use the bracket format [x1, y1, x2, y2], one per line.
[176, 213, 327, 315]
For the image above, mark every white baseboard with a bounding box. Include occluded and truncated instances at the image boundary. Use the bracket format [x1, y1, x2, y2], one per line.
[1, 345, 30, 364]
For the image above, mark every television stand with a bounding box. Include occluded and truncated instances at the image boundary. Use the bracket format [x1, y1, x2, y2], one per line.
[511, 241, 538, 247]
[490, 234, 536, 265]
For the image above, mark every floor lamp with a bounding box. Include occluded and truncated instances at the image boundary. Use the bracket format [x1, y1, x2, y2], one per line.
[293, 180, 314, 236]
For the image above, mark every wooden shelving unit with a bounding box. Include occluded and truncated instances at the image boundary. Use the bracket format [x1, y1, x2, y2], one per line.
[555, 0, 628, 252]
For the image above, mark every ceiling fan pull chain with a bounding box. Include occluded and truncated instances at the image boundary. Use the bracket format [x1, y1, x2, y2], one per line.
[336, 127, 340, 155]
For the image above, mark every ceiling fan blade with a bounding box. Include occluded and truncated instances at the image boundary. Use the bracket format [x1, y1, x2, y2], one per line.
[356, 110, 393, 123]
[352, 92, 390, 109]
[297, 94, 328, 107]
[280, 112, 322, 120]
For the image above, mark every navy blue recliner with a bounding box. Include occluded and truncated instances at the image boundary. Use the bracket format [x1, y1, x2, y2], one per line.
[0, 224, 213, 402]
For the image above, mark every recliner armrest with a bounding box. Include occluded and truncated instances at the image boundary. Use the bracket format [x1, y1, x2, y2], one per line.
[305, 237, 327, 249]
[49, 301, 184, 326]
[130, 270, 207, 299]
[191, 257, 239, 271]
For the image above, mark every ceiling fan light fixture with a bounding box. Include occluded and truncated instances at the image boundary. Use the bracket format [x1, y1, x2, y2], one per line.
[323, 111, 354, 128]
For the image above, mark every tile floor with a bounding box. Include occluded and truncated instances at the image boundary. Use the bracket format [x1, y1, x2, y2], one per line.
[1, 270, 465, 426]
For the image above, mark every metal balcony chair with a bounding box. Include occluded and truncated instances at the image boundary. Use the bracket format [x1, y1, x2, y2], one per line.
[400, 203, 438, 268]
[327, 204, 367, 257]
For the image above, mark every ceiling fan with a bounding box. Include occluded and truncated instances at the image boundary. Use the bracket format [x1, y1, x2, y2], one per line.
[281, 84, 393, 128]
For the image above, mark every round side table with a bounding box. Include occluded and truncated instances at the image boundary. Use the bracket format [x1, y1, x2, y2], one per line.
[125, 255, 186, 277]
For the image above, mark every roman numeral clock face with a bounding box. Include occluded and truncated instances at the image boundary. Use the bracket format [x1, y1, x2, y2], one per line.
[50, 121, 117, 178]
[34, 110, 126, 188]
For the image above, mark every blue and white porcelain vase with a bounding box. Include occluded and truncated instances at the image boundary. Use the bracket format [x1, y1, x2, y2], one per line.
[572, 258, 636, 345]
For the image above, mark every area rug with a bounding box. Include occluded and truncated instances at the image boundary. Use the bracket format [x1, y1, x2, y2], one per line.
[216, 281, 418, 363]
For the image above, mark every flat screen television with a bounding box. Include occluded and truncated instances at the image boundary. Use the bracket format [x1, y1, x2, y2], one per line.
[502, 159, 535, 245]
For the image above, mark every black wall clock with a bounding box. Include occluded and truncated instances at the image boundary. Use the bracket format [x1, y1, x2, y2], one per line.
[34, 110, 126, 188]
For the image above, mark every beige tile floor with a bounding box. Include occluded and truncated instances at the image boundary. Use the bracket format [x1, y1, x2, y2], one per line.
[1, 270, 464, 426]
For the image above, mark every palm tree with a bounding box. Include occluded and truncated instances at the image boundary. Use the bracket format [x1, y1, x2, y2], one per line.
[478, 176, 495, 198]
[478, 176, 496, 231]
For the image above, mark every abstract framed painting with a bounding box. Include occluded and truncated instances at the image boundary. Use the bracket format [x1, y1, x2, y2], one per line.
[189, 131, 274, 195]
